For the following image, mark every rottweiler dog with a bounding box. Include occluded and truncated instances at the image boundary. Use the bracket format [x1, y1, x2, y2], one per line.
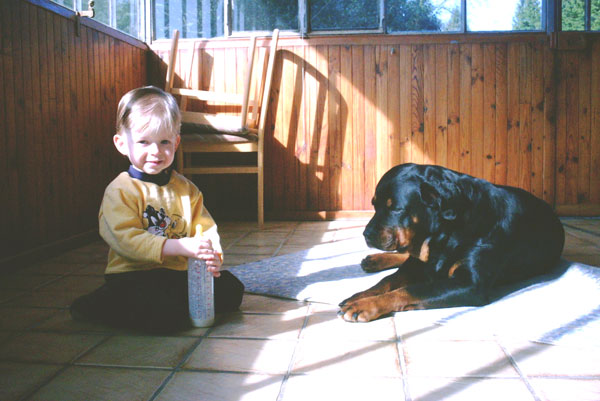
[339, 163, 565, 322]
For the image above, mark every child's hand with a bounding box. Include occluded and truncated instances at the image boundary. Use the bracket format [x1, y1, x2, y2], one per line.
[162, 237, 224, 277]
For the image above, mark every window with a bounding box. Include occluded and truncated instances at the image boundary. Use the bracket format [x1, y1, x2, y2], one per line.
[469, 0, 543, 31]
[51, 0, 600, 39]
[154, 0, 225, 39]
[310, 0, 380, 31]
[232, 0, 298, 33]
[562, 0, 600, 30]
[387, 0, 462, 33]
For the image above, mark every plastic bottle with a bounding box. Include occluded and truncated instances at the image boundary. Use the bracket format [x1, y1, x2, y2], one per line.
[187, 258, 215, 327]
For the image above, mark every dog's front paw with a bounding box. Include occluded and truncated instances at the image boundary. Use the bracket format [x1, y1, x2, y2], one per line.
[360, 255, 380, 273]
[338, 297, 382, 323]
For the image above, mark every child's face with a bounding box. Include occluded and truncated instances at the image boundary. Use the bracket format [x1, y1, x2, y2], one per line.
[114, 126, 180, 175]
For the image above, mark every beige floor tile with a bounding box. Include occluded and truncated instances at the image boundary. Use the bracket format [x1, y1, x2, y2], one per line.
[209, 313, 305, 340]
[503, 341, 600, 377]
[240, 294, 308, 315]
[223, 254, 266, 267]
[0, 362, 63, 401]
[403, 340, 519, 378]
[237, 232, 290, 247]
[77, 335, 198, 368]
[292, 339, 402, 377]
[530, 378, 600, 401]
[286, 231, 337, 246]
[71, 263, 107, 276]
[227, 245, 280, 256]
[7, 289, 88, 309]
[0, 332, 106, 363]
[0, 289, 26, 304]
[35, 275, 105, 294]
[0, 274, 61, 291]
[280, 374, 405, 401]
[21, 262, 87, 276]
[407, 377, 536, 401]
[27, 365, 169, 401]
[154, 371, 284, 401]
[0, 307, 59, 331]
[185, 338, 296, 374]
[34, 310, 120, 333]
[302, 311, 397, 341]
[275, 245, 312, 256]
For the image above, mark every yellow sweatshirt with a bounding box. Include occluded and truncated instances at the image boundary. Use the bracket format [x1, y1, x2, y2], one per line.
[99, 166, 222, 274]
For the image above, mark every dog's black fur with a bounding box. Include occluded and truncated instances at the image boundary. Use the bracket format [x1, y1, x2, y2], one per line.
[339, 163, 565, 322]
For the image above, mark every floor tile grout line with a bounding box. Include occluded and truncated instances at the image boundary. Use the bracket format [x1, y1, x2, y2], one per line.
[275, 301, 312, 401]
[271, 222, 302, 257]
[562, 222, 600, 240]
[497, 340, 543, 401]
[147, 326, 216, 401]
[14, 334, 115, 401]
[395, 326, 413, 401]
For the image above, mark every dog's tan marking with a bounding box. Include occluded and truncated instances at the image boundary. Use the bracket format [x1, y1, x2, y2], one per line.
[386, 198, 393, 208]
[448, 262, 461, 278]
[396, 227, 415, 248]
[372, 195, 377, 204]
[412, 215, 419, 224]
[418, 237, 430, 262]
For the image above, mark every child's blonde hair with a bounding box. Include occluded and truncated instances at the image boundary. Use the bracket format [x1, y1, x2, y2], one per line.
[116, 86, 181, 138]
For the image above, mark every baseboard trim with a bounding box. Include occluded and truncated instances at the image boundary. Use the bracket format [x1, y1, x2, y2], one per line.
[266, 210, 375, 221]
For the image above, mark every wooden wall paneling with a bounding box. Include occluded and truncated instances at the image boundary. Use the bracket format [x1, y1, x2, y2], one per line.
[411, 45, 425, 164]
[269, 45, 286, 212]
[340, 44, 354, 210]
[459, 44, 472, 173]
[518, 43, 532, 193]
[577, 46, 591, 204]
[352, 45, 365, 209]
[542, 44, 556, 204]
[447, 43, 460, 172]
[328, 45, 342, 210]
[591, 39, 600, 203]
[13, 2, 35, 243]
[387, 45, 401, 167]
[315, 44, 330, 210]
[470, 44, 484, 179]
[399, 45, 412, 165]
[364, 44, 377, 206]
[506, 43, 520, 187]
[565, 53, 580, 205]
[293, 45, 308, 211]
[435, 44, 448, 169]
[530, 42, 545, 199]
[555, 53, 567, 205]
[305, 44, 318, 210]
[423, 44, 436, 165]
[1, 2, 17, 250]
[494, 43, 508, 185]
[482, 43, 496, 183]
[375, 45, 389, 182]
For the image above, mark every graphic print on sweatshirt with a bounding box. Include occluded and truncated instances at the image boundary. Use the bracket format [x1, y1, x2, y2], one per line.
[143, 205, 186, 238]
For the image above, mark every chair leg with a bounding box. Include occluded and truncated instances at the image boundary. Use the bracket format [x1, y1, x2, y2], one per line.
[258, 167, 264, 229]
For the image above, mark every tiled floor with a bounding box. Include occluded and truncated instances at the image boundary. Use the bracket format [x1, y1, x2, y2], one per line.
[1, 218, 599, 401]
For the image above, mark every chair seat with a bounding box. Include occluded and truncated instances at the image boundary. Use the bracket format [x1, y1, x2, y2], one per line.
[180, 132, 258, 153]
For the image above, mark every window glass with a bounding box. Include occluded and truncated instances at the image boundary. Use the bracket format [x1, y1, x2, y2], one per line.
[467, 0, 542, 32]
[593, 0, 600, 30]
[154, 0, 224, 39]
[387, 0, 461, 32]
[562, 0, 585, 30]
[232, 0, 298, 32]
[310, 0, 379, 31]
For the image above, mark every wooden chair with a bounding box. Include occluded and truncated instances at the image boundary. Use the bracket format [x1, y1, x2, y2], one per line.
[166, 29, 279, 228]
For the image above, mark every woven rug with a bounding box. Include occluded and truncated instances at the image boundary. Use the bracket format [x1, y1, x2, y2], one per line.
[230, 238, 600, 347]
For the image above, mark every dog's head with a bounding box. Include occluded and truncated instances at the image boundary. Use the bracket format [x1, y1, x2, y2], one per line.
[363, 164, 463, 255]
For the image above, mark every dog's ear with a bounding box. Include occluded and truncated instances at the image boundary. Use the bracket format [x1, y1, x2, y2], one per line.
[420, 182, 441, 208]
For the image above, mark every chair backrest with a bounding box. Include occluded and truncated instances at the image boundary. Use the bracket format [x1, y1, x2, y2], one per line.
[164, 29, 279, 135]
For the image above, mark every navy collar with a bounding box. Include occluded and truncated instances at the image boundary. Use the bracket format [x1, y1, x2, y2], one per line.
[127, 165, 172, 186]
